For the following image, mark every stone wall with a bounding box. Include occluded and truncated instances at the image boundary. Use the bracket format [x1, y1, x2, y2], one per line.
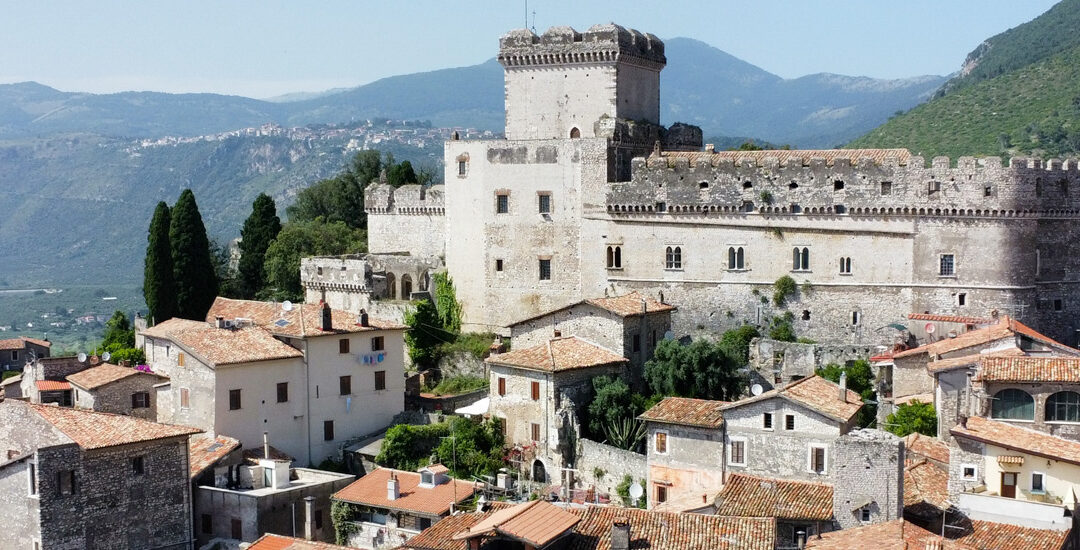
[948, 435, 987, 498]
[73, 372, 162, 420]
[365, 184, 446, 258]
[574, 438, 647, 501]
[831, 429, 904, 530]
[748, 338, 875, 388]
[0, 456, 40, 548]
[644, 423, 725, 509]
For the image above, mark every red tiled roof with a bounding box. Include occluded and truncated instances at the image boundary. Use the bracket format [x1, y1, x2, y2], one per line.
[639, 397, 725, 428]
[142, 318, 303, 366]
[248, 534, 353, 550]
[951, 416, 1080, 467]
[895, 316, 1075, 359]
[35, 380, 70, 391]
[724, 375, 862, 424]
[452, 500, 581, 547]
[977, 356, 1080, 383]
[206, 297, 406, 338]
[954, 519, 1070, 550]
[509, 292, 676, 327]
[805, 519, 974, 550]
[26, 402, 200, 450]
[0, 337, 51, 350]
[332, 468, 475, 516]
[925, 347, 1027, 374]
[903, 433, 950, 465]
[189, 435, 241, 479]
[904, 459, 949, 511]
[487, 336, 627, 373]
[66, 363, 164, 390]
[713, 473, 833, 521]
[908, 313, 994, 325]
[654, 148, 912, 168]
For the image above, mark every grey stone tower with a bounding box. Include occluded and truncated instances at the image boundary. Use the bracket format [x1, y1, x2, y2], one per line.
[831, 429, 905, 529]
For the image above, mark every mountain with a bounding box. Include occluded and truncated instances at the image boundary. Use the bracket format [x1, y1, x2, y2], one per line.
[849, 0, 1080, 158]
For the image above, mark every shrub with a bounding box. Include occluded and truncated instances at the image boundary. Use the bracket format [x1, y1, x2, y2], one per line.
[773, 275, 797, 307]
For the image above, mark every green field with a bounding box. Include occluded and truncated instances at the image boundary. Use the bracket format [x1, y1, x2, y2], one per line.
[0, 284, 144, 354]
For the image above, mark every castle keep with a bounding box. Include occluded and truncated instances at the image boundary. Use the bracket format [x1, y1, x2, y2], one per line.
[303, 23, 1080, 347]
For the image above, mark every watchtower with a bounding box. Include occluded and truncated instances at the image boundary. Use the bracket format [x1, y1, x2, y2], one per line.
[498, 24, 666, 140]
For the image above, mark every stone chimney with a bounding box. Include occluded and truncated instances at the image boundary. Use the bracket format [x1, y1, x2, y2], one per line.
[839, 372, 848, 403]
[358, 309, 369, 328]
[215, 316, 226, 329]
[263, 432, 270, 462]
[611, 518, 630, 550]
[304, 495, 316, 540]
[641, 298, 647, 315]
[387, 473, 400, 500]
[320, 301, 333, 331]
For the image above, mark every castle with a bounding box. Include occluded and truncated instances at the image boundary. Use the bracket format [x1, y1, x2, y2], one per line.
[302, 23, 1080, 347]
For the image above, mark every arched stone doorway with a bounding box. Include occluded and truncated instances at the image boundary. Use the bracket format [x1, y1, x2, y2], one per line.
[386, 273, 397, 300]
[401, 274, 413, 299]
[532, 459, 547, 483]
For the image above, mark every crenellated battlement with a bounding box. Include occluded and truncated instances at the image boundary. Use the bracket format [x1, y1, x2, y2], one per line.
[606, 149, 1080, 216]
[498, 24, 665, 69]
[364, 183, 445, 215]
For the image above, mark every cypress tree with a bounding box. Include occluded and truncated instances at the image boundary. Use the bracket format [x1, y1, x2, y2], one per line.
[170, 189, 219, 320]
[237, 193, 282, 298]
[143, 201, 176, 324]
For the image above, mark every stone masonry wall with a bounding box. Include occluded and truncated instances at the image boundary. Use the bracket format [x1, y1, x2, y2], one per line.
[574, 438, 647, 502]
[75, 373, 161, 420]
[831, 429, 904, 530]
[0, 457, 40, 548]
[748, 338, 875, 388]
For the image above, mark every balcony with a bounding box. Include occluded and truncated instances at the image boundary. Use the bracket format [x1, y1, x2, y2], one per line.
[957, 491, 1072, 531]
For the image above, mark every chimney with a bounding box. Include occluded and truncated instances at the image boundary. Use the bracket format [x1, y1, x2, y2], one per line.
[705, 143, 715, 153]
[641, 298, 647, 315]
[611, 518, 630, 550]
[263, 432, 270, 461]
[839, 372, 848, 403]
[215, 316, 226, 329]
[320, 301, 332, 331]
[387, 473, 400, 500]
[359, 309, 369, 328]
[960, 414, 968, 428]
[304, 495, 316, 540]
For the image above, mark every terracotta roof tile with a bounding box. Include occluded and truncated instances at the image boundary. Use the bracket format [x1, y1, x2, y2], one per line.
[639, 397, 725, 428]
[248, 534, 354, 550]
[35, 380, 70, 391]
[333, 468, 475, 516]
[487, 336, 627, 373]
[566, 505, 774, 550]
[584, 292, 676, 317]
[806, 519, 974, 550]
[25, 402, 200, 449]
[725, 375, 862, 424]
[654, 148, 912, 168]
[142, 318, 303, 366]
[453, 500, 580, 547]
[908, 313, 995, 325]
[189, 435, 241, 479]
[951, 416, 1080, 467]
[401, 510, 486, 550]
[66, 363, 165, 390]
[207, 297, 406, 338]
[242, 445, 293, 465]
[0, 337, 50, 350]
[976, 356, 1080, 383]
[904, 459, 949, 510]
[713, 473, 833, 521]
[925, 348, 1027, 374]
[903, 433, 950, 465]
[953, 519, 1070, 550]
[895, 316, 1075, 359]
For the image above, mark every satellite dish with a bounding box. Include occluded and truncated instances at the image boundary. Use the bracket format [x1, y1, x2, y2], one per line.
[101, 351, 111, 362]
[282, 300, 294, 312]
[628, 482, 643, 500]
[663, 331, 674, 340]
[925, 323, 936, 334]
[77, 352, 87, 363]
[751, 384, 763, 396]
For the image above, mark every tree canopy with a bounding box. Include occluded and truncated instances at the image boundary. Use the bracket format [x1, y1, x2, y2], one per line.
[169, 189, 219, 320]
[237, 193, 282, 299]
[143, 201, 176, 324]
[817, 360, 876, 427]
[404, 298, 452, 368]
[885, 400, 938, 437]
[262, 218, 366, 301]
[643, 337, 748, 401]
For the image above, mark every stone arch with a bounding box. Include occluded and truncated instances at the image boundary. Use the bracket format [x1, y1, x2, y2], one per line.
[401, 274, 413, 298]
[386, 272, 397, 300]
[532, 459, 548, 482]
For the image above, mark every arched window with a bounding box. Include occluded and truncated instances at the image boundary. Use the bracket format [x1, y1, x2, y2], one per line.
[793, 248, 809, 271]
[728, 248, 736, 269]
[840, 257, 852, 274]
[401, 274, 413, 299]
[736, 247, 744, 269]
[1046, 391, 1080, 423]
[614, 247, 622, 268]
[666, 246, 682, 269]
[793, 248, 800, 271]
[386, 273, 397, 300]
[607, 246, 614, 268]
[991, 389, 1034, 421]
[801, 248, 809, 270]
[569, 127, 581, 139]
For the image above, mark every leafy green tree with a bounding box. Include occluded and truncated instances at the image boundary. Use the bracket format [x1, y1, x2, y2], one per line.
[286, 150, 381, 229]
[404, 298, 451, 368]
[376, 417, 504, 479]
[768, 312, 797, 342]
[237, 193, 282, 298]
[102, 310, 134, 349]
[263, 219, 366, 300]
[432, 272, 463, 333]
[386, 160, 418, 187]
[718, 325, 760, 366]
[143, 202, 176, 324]
[817, 360, 876, 427]
[169, 189, 219, 320]
[643, 338, 746, 401]
[587, 376, 637, 438]
[885, 400, 938, 437]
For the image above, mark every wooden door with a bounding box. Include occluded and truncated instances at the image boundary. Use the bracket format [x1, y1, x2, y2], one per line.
[1001, 472, 1017, 498]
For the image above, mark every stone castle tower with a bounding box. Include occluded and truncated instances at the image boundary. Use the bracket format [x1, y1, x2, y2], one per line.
[831, 429, 905, 529]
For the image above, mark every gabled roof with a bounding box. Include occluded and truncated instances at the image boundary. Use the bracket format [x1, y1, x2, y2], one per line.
[951, 416, 1080, 467]
[509, 291, 675, 327]
[452, 500, 581, 547]
[925, 347, 1027, 374]
[903, 433, 949, 465]
[142, 318, 302, 366]
[189, 435, 241, 479]
[976, 355, 1080, 383]
[486, 336, 627, 373]
[206, 297, 406, 338]
[66, 363, 165, 390]
[805, 519, 974, 550]
[35, 380, 70, 391]
[0, 336, 50, 350]
[908, 313, 994, 325]
[713, 473, 834, 521]
[332, 467, 475, 517]
[247, 534, 353, 550]
[954, 519, 1071, 550]
[638, 397, 725, 428]
[903, 459, 949, 511]
[722, 375, 862, 424]
[24, 402, 200, 450]
[894, 316, 1075, 359]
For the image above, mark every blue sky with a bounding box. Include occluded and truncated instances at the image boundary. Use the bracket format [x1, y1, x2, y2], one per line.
[0, 0, 1060, 98]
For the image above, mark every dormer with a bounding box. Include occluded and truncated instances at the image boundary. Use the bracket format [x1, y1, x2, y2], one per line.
[418, 464, 449, 488]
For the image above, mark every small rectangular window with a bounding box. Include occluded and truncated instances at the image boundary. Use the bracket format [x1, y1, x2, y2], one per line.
[531, 422, 541, 442]
[860, 508, 871, 522]
[228, 389, 241, 410]
[339, 376, 351, 396]
[180, 388, 190, 409]
[315, 509, 324, 530]
[458, 160, 466, 176]
[632, 334, 641, 352]
[1032, 472, 1046, 493]
[833, 180, 845, 191]
[531, 381, 540, 401]
[939, 254, 955, 276]
[374, 370, 386, 391]
[28, 462, 37, 496]
[730, 439, 746, 466]
[131, 392, 150, 409]
[495, 259, 504, 272]
[655, 431, 668, 454]
[810, 446, 826, 474]
[496, 193, 509, 214]
[785, 414, 795, 431]
[231, 518, 242, 540]
[880, 181, 892, 195]
[538, 193, 551, 214]
[958, 293, 967, 306]
[371, 336, 384, 351]
[763, 413, 773, 430]
[277, 382, 289, 403]
[58, 470, 75, 495]
[539, 259, 551, 281]
[962, 464, 977, 481]
[1055, 299, 1064, 312]
[201, 514, 213, 535]
[656, 485, 668, 503]
[177, 352, 185, 367]
[498, 377, 506, 396]
[324, 420, 335, 441]
[655, 201, 666, 213]
[132, 456, 145, 475]
[984, 185, 993, 197]
[339, 338, 350, 354]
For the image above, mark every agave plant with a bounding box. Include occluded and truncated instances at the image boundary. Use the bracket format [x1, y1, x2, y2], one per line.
[603, 417, 646, 453]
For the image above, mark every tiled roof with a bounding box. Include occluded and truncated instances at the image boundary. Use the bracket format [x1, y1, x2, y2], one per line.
[894, 316, 1075, 359]
[725, 375, 862, 424]
[242, 445, 293, 465]
[509, 291, 675, 327]
[953, 519, 1070, 550]
[805, 519, 974, 550]
[66, 363, 164, 390]
[206, 297, 406, 338]
[247, 534, 353, 550]
[904, 459, 949, 510]
[925, 347, 1026, 374]
[951, 416, 1080, 467]
[566, 505, 774, 550]
[35, 380, 70, 391]
[977, 355, 1080, 383]
[654, 148, 912, 167]
[142, 318, 303, 366]
[908, 313, 994, 325]
[638, 397, 725, 428]
[903, 433, 950, 465]
[452, 500, 581, 547]
[0, 336, 51, 350]
[487, 336, 627, 373]
[713, 473, 834, 521]
[189, 435, 241, 479]
[401, 509, 487, 550]
[26, 402, 200, 450]
[332, 467, 476, 516]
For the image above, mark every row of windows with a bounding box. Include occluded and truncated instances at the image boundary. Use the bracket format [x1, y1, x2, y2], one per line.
[219, 373, 389, 411]
[493, 258, 553, 280]
[495, 192, 553, 215]
[727, 438, 827, 474]
[992, 389, 1080, 423]
[496, 377, 542, 401]
[337, 336, 385, 354]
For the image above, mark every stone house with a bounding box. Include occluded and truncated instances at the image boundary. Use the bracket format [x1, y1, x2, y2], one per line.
[0, 399, 201, 549]
[509, 291, 674, 381]
[638, 396, 726, 510]
[331, 465, 476, 550]
[67, 362, 167, 420]
[713, 473, 836, 549]
[18, 355, 98, 404]
[141, 297, 407, 465]
[0, 336, 50, 372]
[485, 335, 627, 482]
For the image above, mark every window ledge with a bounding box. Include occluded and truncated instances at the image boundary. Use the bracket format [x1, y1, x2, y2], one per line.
[991, 418, 1036, 423]
[607, 267, 624, 271]
[792, 270, 812, 274]
[939, 274, 957, 279]
[664, 268, 684, 272]
[726, 268, 750, 273]
[839, 273, 853, 276]
[1045, 421, 1080, 425]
